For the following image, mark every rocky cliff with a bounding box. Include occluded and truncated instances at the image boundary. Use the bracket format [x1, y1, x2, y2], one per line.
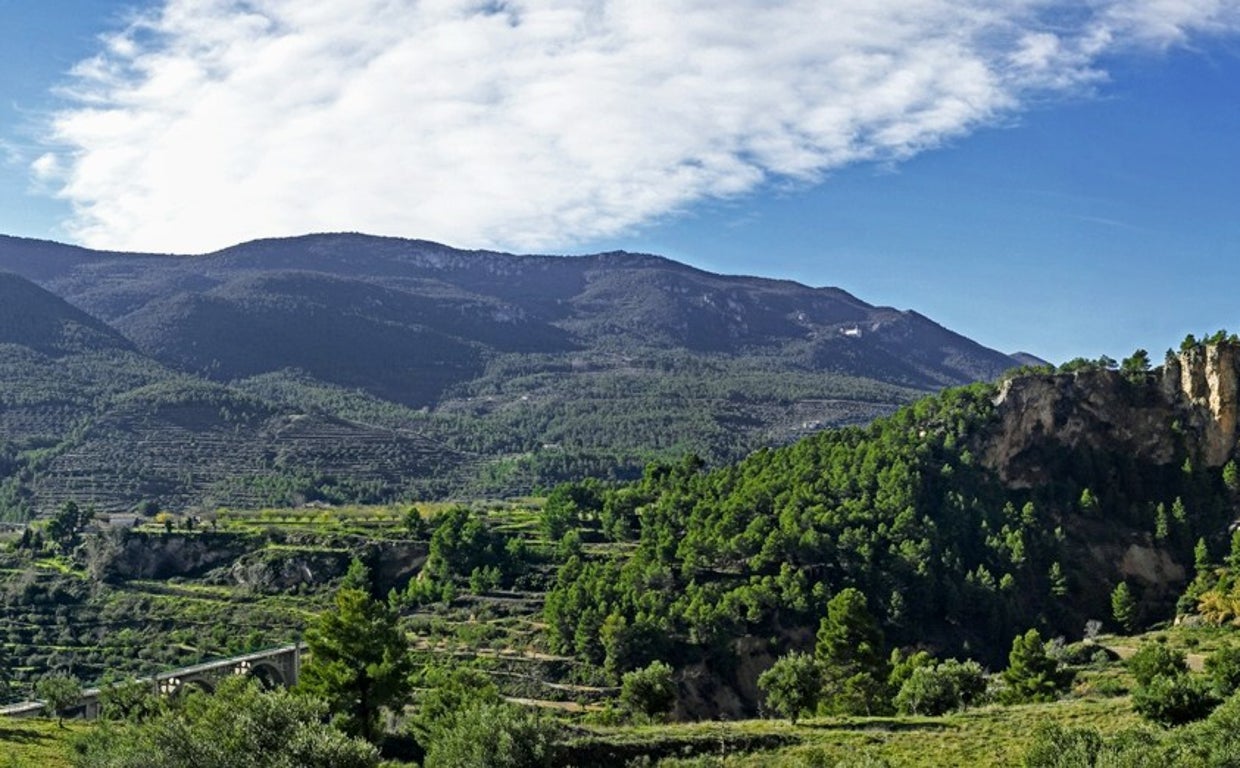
[976, 342, 1240, 620]
[80, 528, 427, 593]
[1173, 343, 1240, 467]
[984, 343, 1240, 487]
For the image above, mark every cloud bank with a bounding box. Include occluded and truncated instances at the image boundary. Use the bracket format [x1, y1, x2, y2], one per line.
[34, 0, 1240, 253]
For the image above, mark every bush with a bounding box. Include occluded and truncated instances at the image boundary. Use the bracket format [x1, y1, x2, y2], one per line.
[1127, 644, 1187, 688]
[409, 666, 502, 745]
[1132, 673, 1219, 727]
[620, 660, 677, 720]
[757, 652, 821, 724]
[422, 702, 557, 768]
[1023, 723, 1163, 768]
[71, 677, 377, 768]
[1022, 722, 1102, 768]
[894, 658, 987, 715]
[1204, 644, 1240, 697]
[1172, 690, 1240, 760]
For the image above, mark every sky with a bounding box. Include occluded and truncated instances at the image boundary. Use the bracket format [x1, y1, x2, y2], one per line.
[2, 1, 1240, 364]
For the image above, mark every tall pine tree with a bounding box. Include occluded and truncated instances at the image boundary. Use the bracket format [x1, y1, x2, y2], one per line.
[815, 588, 889, 715]
[298, 566, 414, 743]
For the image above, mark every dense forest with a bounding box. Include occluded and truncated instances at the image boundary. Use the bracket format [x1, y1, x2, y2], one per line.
[540, 374, 1233, 675]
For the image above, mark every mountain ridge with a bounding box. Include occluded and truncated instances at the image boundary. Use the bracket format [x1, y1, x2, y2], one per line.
[0, 232, 1023, 514]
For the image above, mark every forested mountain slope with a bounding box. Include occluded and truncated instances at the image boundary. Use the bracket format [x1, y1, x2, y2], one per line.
[0, 233, 1020, 514]
[539, 341, 1240, 716]
[0, 271, 468, 517]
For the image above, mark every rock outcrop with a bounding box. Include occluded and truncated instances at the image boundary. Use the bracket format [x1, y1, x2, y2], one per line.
[84, 530, 253, 582]
[1176, 343, 1240, 467]
[984, 343, 1240, 487]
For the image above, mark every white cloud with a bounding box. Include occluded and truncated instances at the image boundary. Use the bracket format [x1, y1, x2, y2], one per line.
[34, 0, 1240, 253]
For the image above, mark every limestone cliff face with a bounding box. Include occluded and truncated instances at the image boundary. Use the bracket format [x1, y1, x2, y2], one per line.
[983, 343, 1240, 487]
[80, 528, 427, 592]
[1177, 344, 1240, 467]
[84, 530, 252, 582]
[983, 369, 1179, 487]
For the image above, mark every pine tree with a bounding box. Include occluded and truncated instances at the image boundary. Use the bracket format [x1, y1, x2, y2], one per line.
[1195, 538, 1212, 575]
[1001, 629, 1071, 703]
[815, 588, 889, 715]
[1172, 497, 1188, 525]
[1048, 562, 1069, 598]
[1225, 461, 1240, 495]
[1228, 530, 1240, 571]
[298, 585, 414, 742]
[1112, 582, 1137, 633]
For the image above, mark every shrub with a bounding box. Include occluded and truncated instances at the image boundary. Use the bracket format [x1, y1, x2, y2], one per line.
[757, 652, 821, 724]
[1132, 673, 1218, 727]
[620, 660, 677, 720]
[71, 677, 378, 768]
[422, 702, 557, 768]
[1204, 644, 1240, 697]
[1127, 644, 1188, 688]
[894, 658, 987, 715]
[1022, 722, 1101, 767]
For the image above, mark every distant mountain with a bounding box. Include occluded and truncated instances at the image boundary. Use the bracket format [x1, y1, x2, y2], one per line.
[0, 233, 1023, 514]
[0, 261, 470, 515]
[0, 233, 1016, 390]
[1010, 351, 1052, 368]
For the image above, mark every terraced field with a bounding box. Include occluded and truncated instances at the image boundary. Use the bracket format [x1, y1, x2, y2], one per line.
[26, 400, 472, 512]
[5, 499, 1240, 767]
[0, 501, 566, 705]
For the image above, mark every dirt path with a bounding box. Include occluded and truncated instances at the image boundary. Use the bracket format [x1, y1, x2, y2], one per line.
[1103, 641, 1206, 671]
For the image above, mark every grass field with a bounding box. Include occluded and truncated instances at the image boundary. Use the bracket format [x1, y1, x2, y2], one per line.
[0, 718, 87, 768]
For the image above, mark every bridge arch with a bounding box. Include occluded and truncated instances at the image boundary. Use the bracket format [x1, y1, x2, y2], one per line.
[246, 661, 287, 689]
[173, 677, 216, 697]
[3, 643, 305, 722]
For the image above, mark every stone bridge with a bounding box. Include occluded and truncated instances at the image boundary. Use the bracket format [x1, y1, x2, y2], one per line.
[0, 643, 305, 720]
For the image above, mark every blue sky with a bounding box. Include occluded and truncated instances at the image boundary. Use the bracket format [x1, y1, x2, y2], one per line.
[2, 1, 1240, 364]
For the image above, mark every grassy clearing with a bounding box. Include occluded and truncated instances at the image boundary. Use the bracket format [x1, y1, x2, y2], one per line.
[569, 696, 1144, 767]
[0, 717, 87, 768]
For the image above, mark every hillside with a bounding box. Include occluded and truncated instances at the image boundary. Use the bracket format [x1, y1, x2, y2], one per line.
[540, 340, 1240, 715]
[0, 233, 1021, 515]
[0, 271, 134, 357]
[5, 343, 1240, 766]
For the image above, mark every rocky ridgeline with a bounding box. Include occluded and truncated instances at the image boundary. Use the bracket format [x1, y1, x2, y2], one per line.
[978, 342, 1240, 616]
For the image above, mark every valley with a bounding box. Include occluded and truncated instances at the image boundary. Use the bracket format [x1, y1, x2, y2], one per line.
[3, 235, 1240, 766]
[2, 331, 1240, 765]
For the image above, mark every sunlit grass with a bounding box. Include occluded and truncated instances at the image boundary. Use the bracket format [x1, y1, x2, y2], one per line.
[0, 717, 88, 768]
